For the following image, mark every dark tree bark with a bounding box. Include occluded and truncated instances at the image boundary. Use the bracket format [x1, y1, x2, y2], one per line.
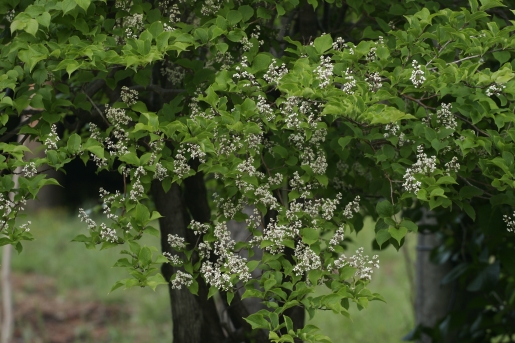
[152, 180, 226, 343]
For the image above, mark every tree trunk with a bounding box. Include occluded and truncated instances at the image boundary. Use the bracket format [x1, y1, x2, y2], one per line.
[152, 180, 226, 343]
[415, 231, 453, 343]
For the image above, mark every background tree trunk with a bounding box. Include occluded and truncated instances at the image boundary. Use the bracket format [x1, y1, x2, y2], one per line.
[415, 231, 453, 343]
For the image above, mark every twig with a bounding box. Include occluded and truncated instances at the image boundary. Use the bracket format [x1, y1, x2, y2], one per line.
[82, 91, 109, 126]
[455, 114, 490, 137]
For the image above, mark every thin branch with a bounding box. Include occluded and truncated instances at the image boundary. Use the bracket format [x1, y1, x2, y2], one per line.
[458, 175, 493, 198]
[399, 92, 436, 110]
[82, 91, 109, 126]
[455, 114, 490, 137]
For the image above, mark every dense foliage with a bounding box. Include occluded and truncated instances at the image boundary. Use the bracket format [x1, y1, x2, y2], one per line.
[1, 0, 515, 341]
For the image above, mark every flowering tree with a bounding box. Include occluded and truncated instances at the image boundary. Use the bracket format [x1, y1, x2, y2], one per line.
[1, 0, 515, 341]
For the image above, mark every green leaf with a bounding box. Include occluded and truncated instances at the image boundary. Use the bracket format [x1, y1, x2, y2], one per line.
[119, 152, 140, 166]
[227, 10, 243, 26]
[239, 5, 254, 21]
[375, 230, 391, 246]
[479, 0, 505, 11]
[25, 19, 39, 36]
[338, 136, 352, 149]
[244, 314, 270, 330]
[314, 34, 333, 54]
[388, 226, 407, 244]
[264, 278, 277, 292]
[226, 291, 235, 305]
[147, 273, 168, 291]
[300, 228, 319, 245]
[436, 176, 457, 185]
[460, 186, 484, 199]
[138, 246, 152, 267]
[74, 0, 91, 11]
[67, 133, 81, 154]
[376, 200, 394, 218]
[400, 219, 418, 232]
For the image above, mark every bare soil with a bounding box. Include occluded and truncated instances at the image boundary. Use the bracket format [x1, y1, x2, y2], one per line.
[3, 273, 130, 343]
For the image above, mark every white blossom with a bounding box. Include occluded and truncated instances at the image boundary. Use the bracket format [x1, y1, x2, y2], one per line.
[486, 83, 506, 97]
[120, 86, 138, 106]
[314, 56, 333, 88]
[410, 60, 426, 88]
[171, 270, 193, 289]
[503, 211, 515, 232]
[168, 234, 186, 250]
[329, 247, 379, 281]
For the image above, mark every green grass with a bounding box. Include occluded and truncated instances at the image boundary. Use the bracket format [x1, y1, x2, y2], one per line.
[2, 211, 415, 342]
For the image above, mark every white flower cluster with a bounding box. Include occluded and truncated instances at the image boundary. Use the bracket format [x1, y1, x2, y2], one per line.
[366, 47, 377, 62]
[200, 261, 232, 290]
[327, 248, 379, 281]
[200, 222, 250, 290]
[168, 4, 180, 23]
[329, 247, 379, 281]
[300, 147, 328, 175]
[163, 252, 182, 265]
[115, 0, 132, 11]
[444, 156, 460, 175]
[240, 36, 253, 52]
[343, 196, 360, 219]
[402, 145, 436, 194]
[120, 86, 138, 106]
[200, 0, 222, 16]
[252, 218, 301, 254]
[384, 123, 399, 138]
[124, 14, 144, 39]
[154, 163, 168, 181]
[250, 25, 264, 46]
[173, 146, 191, 179]
[161, 62, 186, 85]
[6, 9, 15, 22]
[503, 211, 515, 232]
[292, 243, 322, 276]
[171, 270, 193, 289]
[100, 223, 118, 243]
[129, 166, 146, 201]
[105, 105, 131, 156]
[332, 37, 347, 51]
[486, 83, 506, 97]
[217, 134, 243, 156]
[263, 59, 288, 85]
[341, 68, 356, 95]
[20, 221, 31, 232]
[328, 225, 345, 252]
[189, 220, 210, 235]
[168, 233, 186, 250]
[78, 208, 97, 229]
[245, 132, 263, 150]
[233, 57, 258, 86]
[410, 60, 425, 88]
[99, 187, 124, 221]
[253, 97, 273, 124]
[0, 193, 24, 231]
[213, 193, 245, 219]
[213, 51, 234, 70]
[434, 103, 456, 130]
[366, 72, 382, 92]
[314, 56, 333, 88]
[22, 162, 37, 178]
[44, 124, 60, 152]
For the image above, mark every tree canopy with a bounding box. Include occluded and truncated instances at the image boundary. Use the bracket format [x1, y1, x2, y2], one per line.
[1, 0, 515, 341]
